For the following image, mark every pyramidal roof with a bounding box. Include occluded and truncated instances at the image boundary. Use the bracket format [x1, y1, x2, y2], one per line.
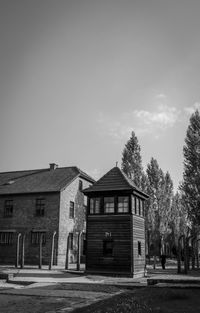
[83, 166, 148, 198]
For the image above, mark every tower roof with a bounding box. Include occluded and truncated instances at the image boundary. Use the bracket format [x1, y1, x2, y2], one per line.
[83, 166, 148, 198]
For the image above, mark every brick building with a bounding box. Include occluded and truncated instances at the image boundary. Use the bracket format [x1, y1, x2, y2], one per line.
[0, 164, 94, 267]
[83, 166, 148, 277]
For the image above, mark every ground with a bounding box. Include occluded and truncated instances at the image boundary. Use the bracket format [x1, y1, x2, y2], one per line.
[73, 287, 200, 313]
[1, 260, 200, 313]
[1, 283, 200, 313]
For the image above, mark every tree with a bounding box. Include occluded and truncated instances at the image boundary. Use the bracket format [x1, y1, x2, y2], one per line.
[121, 131, 143, 188]
[146, 158, 164, 256]
[181, 110, 200, 231]
[170, 191, 188, 255]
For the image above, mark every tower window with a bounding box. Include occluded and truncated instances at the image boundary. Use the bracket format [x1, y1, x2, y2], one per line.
[90, 198, 100, 214]
[104, 197, 115, 213]
[138, 241, 142, 256]
[103, 240, 114, 257]
[117, 196, 129, 213]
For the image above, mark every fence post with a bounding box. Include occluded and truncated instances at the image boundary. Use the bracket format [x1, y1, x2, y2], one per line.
[21, 234, 26, 269]
[49, 231, 56, 270]
[39, 233, 43, 269]
[15, 233, 21, 268]
[76, 232, 82, 271]
[65, 234, 70, 270]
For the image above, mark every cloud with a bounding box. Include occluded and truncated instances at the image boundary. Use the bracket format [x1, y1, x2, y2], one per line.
[98, 113, 134, 141]
[155, 93, 167, 100]
[133, 104, 180, 130]
[184, 102, 200, 115]
[98, 103, 180, 142]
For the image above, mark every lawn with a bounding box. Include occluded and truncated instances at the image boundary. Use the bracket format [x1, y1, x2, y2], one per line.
[73, 287, 200, 313]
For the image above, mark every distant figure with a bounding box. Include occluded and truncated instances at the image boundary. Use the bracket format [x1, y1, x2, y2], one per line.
[160, 254, 166, 269]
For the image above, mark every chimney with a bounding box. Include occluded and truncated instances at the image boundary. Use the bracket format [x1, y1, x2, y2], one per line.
[49, 163, 58, 170]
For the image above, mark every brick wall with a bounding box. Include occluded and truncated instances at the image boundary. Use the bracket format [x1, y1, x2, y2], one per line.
[0, 177, 92, 267]
[58, 177, 91, 267]
[0, 192, 60, 265]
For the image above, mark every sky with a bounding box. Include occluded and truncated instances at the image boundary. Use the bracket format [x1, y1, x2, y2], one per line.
[1, 0, 200, 191]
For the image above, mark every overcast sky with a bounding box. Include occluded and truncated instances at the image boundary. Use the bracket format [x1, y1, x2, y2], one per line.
[1, 0, 200, 190]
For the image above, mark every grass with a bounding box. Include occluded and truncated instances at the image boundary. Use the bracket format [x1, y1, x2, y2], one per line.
[72, 287, 200, 313]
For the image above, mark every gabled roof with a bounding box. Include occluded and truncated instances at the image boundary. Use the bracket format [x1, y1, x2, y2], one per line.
[83, 166, 148, 198]
[0, 166, 95, 195]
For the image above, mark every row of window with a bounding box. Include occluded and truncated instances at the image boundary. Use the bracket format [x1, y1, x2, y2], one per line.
[0, 232, 142, 257]
[89, 196, 144, 216]
[3, 199, 77, 219]
[0, 231, 75, 249]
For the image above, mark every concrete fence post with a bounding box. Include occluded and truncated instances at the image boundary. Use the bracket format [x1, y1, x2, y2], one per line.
[49, 231, 56, 270]
[76, 232, 82, 271]
[21, 234, 26, 269]
[39, 233, 43, 269]
[15, 233, 21, 268]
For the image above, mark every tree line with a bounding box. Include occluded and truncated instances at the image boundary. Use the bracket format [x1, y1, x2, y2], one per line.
[121, 110, 200, 259]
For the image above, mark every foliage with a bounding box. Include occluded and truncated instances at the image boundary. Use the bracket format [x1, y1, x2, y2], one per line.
[170, 191, 188, 247]
[180, 109, 200, 231]
[121, 131, 143, 188]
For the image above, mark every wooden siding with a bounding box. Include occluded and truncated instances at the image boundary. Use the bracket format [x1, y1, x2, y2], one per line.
[132, 215, 145, 274]
[86, 215, 132, 273]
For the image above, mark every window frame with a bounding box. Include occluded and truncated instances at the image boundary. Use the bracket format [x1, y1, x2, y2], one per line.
[69, 201, 75, 219]
[35, 198, 45, 217]
[4, 200, 13, 218]
[31, 231, 46, 245]
[103, 239, 114, 257]
[89, 198, 100, 214]
[135, 197, 140, 215]
[0, 231, 14, 245]
[117, 196, 129, 213]
[79, 180, 83, 191]
[104, 197, 115, 214]
[138, 241, 142, 256]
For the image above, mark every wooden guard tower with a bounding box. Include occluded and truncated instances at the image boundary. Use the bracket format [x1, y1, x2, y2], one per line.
[83, 166, 149, 277]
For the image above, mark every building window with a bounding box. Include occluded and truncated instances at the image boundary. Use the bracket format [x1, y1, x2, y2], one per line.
[138, 241, 142, 256]
[104, 197, 115, 213]
[90, 198, 100, 214]
[117, 196, 129, 213]
[36, 199, 45, 216]
[69, 201, 75, 218]
[68, 233, 73, 250]
[4, 200, 13, 217]
[0, 232, 14, 245]
[103, 239, 113, 257]
[31, 232, 46, 245]
[79, 180, 83, 191]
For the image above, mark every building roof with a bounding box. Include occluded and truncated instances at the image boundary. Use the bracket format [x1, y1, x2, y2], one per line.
[0, 165, 95, 195]
[83, 166, 148, 198]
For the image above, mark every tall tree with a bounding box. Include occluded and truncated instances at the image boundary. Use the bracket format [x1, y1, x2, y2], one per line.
[146, 158, 175, 256]
[145, 158, 163, 257]
[170, 191, 188, 253]
[121, 131, 143, 188]
[181, 109, 200, 231]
